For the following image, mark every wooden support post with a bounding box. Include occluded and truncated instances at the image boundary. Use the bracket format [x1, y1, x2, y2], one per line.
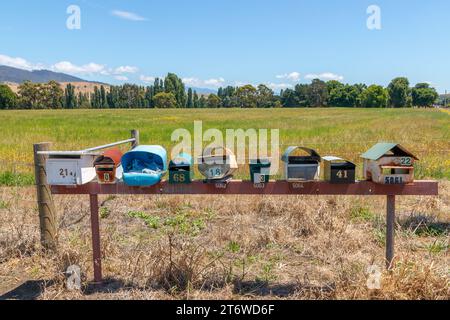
[386, 195, 396, 270]
[89, 194, 102, 283]
[33, 143, 57, 251]
[131, 130, 140, 149]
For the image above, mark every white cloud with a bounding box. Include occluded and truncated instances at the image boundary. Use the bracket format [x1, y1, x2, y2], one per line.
[183, 77, 226, 88]
[233, 81, 258, 88]
[140, 75, 156, 83]
[266, 83, 293, 90]
[204, 77, 225, 87]
[276, 72, 301, 82]
[52, 61, 108, 75]
[115, 75, 129, 81]
[111, 10, 147, 21]
[114, 66, 138, 74]
[305, 72, 344, 81]
[0, 54, 44, 70]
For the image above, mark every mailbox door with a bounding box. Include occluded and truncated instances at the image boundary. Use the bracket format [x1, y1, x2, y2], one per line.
[47, 159, 78, 185]
[329, 163, 356, 184]
[96, 165, 117, 184]
[169, 168, 192, 184]
[287, 164, 320, 181]
[330, 167, 355, 183]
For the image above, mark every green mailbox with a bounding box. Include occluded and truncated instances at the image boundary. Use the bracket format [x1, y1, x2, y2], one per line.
[169, 153, 193, 184]
[249, 158, 271, 183]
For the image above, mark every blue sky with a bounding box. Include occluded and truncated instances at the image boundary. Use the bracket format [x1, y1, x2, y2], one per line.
[0, 0, 449, 92]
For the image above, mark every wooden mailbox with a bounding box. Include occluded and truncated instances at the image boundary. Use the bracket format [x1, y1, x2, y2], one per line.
[361, 143, 418, 185]
[249, 158, 271, 183]
[93, 149, 123, 184]
[323, 156, 356, 184]
[198, 146, 238, 182]
[169, 153, 193, 184]
[281, 147, 321, 182]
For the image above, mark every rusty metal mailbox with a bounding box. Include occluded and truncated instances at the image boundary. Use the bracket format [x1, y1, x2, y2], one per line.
[323, 156, 356, 184]
[361, 143, 418, 184]
[94, 149, 123, 184]
[249, 158, 271, 183]
[281, 147, 321, 182]
[169, 153, 193, 184]
[198, 146, 238, 182]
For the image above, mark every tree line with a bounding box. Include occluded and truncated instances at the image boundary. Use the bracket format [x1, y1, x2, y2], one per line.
[0, 73, 441, 109]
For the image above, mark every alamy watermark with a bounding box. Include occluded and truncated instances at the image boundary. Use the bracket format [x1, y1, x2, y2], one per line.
[367, 5, 382, 30]
[171, 121, 280, 175]
[366, 264, 382, 289]
[66, 5, 81, 30]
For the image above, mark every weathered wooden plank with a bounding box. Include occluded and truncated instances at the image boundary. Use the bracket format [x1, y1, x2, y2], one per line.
[51, 180, 439, 196]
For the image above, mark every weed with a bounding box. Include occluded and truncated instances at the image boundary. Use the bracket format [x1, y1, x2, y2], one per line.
[0, 200, 9, 209]
[100, 207, 110, 219]
[0, 172, 34, 187]
[350, 205, 375, 222]
[228, 241, 241, 254]
[427, 241, 448, 254]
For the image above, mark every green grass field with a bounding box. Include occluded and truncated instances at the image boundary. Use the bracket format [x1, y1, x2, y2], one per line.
[0, 108, 448, 184]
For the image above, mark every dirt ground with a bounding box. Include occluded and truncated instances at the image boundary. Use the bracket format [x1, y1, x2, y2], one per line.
[0, 182, 448, 300]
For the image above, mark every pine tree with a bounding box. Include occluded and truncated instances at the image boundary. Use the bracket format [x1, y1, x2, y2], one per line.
[187, 88, 193, 108]
[64, 84, 76, 109]
[100, 85, 107, 108]
[193, 91, 199, 108]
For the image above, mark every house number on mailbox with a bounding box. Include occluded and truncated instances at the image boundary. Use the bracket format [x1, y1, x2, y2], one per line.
[59, 168, 75, 178]
[336, 170, 348, 179]
[400, 157, 412, 166]
[172, 173, 186, 183]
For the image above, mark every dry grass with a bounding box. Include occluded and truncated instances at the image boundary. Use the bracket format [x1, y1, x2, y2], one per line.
[0, 182, 448, 300]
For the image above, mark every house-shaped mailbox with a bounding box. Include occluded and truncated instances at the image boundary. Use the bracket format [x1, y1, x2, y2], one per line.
[281, 147, 321, 182]
[249, 158, 271, 183]
[93, 149, 123, 184]
[323, 156, 356, 184]
[46, 152, 98, 186]
[121, 145, 167, 187]
[198, 146, 238, 181]
[361, 143, 418, 185]
[169, 153, 193, 184]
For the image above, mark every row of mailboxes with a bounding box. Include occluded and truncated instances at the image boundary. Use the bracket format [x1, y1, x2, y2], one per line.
[46, 143, 418, 186]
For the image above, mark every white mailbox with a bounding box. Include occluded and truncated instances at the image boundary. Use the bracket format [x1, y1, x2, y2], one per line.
[45, 152, 98, 185]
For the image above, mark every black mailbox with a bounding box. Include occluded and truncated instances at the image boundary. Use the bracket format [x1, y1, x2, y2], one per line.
[323, 156, 356, 184]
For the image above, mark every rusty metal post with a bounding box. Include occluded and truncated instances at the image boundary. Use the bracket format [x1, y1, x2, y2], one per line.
[386, 195, 396, 269]
[33, 143, 57, 251]
[89, 194, 102, 283]
[131, 130, 140, 149]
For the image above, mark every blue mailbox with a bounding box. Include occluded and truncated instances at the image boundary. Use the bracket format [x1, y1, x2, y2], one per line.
[122, 145, 167, 187]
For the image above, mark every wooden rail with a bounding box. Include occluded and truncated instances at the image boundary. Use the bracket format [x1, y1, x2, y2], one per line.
[51, 180, 438, 196]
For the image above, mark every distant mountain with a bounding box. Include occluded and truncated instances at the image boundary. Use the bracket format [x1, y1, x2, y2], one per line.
[0, 65, 219, 95]
[0, 65, 86, 83]
[188, 87, 217, 95]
